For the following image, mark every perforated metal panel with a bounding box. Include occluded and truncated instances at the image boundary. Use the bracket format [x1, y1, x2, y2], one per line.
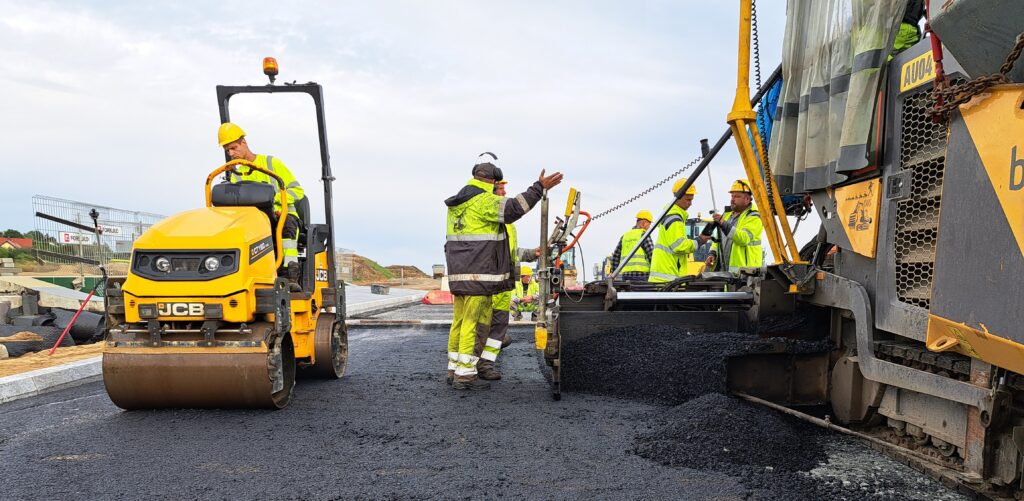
[893, 83, 961, 309]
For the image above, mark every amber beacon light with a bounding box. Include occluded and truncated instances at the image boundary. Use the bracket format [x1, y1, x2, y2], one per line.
[263, 57, 279, 84]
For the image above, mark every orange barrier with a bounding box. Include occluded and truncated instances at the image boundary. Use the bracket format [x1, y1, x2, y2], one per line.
[422, 290, 454, 305]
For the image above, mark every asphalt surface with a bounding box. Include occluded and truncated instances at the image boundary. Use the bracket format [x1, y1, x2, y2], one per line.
[0, 305, 965, 500]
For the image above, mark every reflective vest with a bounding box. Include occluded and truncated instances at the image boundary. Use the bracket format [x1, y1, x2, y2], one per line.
[648, 205, 696, 283]
[712, 207, 764, 272]
[444, 179, 543, 295]
[618, 228, 650, 274]
[513, 280, 539, 300]
[229, 155, 305, 218]
[492, 223, 520, 312]
[507, 223, 520, 278]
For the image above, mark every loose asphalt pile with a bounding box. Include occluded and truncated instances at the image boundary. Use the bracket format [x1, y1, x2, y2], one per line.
[634, 393, 826, 472]
[559, 325, 829, 405]
[558, 323, 960, 500]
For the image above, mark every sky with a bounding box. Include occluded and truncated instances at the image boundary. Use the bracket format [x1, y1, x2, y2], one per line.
[0, 0, 817, 276]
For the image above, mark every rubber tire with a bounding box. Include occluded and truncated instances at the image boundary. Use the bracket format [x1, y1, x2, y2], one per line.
[270, 334, 297, 409]
[303, 313, 348, 379]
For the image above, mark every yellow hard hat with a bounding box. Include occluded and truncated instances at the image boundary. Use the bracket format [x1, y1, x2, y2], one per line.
[496, 180, 509, 185]
[730, 179, 753, 194]
[635, 210, 653, 222]
[520, 265, 533, 276]
[218, 122, 246, 146]
[672, 178, 697, 196]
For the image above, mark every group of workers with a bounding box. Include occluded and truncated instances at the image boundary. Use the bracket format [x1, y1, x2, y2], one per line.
[215, 127, 551, 391]
[214, 124, 761, 390]
[610, 177, 764, 283]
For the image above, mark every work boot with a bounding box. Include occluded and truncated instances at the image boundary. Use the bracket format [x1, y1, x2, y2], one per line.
[477, 361, 502, 381]
[530, 311, 538, 321]
[501, 334, 512, 349]
[286, 263, 303, 292]
[452, 375, 490, 390]
[446, 370, 454, 385]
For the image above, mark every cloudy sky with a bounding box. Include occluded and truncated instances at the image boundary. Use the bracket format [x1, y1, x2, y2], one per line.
[1, 0, 815, 275]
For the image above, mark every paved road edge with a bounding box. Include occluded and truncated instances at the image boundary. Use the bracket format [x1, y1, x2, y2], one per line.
[0, 356, 102, 405]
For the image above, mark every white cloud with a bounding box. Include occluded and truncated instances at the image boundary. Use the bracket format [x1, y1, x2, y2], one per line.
[0, 0, 814, 273]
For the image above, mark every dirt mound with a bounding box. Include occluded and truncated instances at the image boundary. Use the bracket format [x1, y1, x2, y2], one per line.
[0, 325, 74, 357]
[385, 265, 428, 279]
[351, 255, 395, 283]
[634, 393, 827, 472]
[0, 331, 45, 342]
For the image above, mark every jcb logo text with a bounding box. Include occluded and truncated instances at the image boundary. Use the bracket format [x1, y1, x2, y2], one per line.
[157, 303, 205, 316]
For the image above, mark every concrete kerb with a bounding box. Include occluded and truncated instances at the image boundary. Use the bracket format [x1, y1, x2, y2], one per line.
[0, 356, 102, 404]
[345, 292, 427, 317]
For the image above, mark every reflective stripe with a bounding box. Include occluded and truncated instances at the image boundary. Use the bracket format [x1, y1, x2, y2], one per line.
[449, 273, 509, 282]
[497, 198, 508, 223]
[287, 189, 301, 200]
[661, 214, 684, 227]
[669, 236, 690, 251]
[625, 258, 648, 266]
[742, 228, 754, 240]
[480, 350, 499, 361]
[283, 255, 298, 265]
[748, 240, 761, 246]
[286, 181, 300, 189]
[748, 211, 760, 218]
[648, 271, 680, 281]
[485, 338, 503, 349]
[454, 352, 479, 376]
[265, 156, 281, 193]
[515, 194, 529, 212]
[283, 240, 298, 249]
[446, 233, 505, 241]
[654, 244, 674, 254]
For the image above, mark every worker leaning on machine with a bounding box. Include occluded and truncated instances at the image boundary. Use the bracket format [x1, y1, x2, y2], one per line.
[649, 179, 699, 283]
[511, 265, 540, 321]
[701, 179, 764, 272]
[472, 180, 541, 382]
[218, 122, 306, 288]
[609, 210, 655, 282]
[444, 152, 562, 391]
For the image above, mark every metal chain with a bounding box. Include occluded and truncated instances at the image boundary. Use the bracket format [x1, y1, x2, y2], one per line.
[750, 0, 776, 215]
[751, 0, 762, 91]
[589, 155, 703, 221]
[931, 32, 1024, 119]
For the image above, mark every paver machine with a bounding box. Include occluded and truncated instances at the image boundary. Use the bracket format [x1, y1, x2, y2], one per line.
[101, 58, 347, 409]
[538, 0, 1024, 495]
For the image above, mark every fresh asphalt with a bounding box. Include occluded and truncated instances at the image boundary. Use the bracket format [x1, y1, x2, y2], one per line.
[0, 307, 963, 500]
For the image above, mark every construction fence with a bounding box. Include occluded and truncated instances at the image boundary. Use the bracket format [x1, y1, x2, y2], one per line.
[31, 195, 165, 271]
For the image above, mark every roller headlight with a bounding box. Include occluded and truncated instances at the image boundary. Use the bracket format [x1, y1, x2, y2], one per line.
[154, 257, 171, 272]
[203, 256, 221, 271]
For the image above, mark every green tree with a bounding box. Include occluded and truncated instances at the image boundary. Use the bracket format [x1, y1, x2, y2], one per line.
[23, 230, 54, 244]
[2, 229, 24, 238]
